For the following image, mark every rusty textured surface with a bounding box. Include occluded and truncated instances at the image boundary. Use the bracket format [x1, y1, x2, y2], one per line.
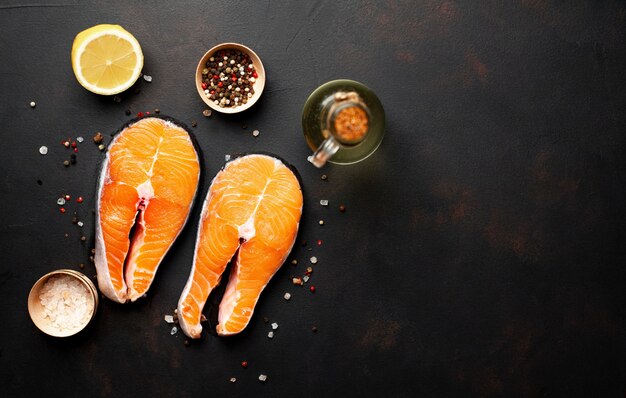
[0, 1, 625, 397]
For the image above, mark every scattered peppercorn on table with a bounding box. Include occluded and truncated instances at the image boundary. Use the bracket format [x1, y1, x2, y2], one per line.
[2, 1, 625, 397]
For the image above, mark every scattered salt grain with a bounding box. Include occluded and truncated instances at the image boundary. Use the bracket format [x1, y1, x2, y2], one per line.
[252, 129, 260, 137]
[258, 374, 267, 382]
[271, 322, 278, 330]
[57, 198, 66, 206]
[164, 315, 174, 323]
[310, 256, 318, 264]
[303, 275, 310, 283]
[230, 377, 237, 383]
[143, 75, 153, 82]
[76, 136, 84, 143]
[283, 292, 291, 300]
[267, 331, 274, 339]
[77, 221, 84, 227]
[39, 146, 48, 155]
[225, 154, 231, 161]
[38, 274, 93, 332]
[170, 326, 178, 335]
[319, 199, 328, 206]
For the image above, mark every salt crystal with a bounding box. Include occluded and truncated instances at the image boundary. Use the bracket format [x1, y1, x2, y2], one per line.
[76, 137, 84, 143]
[252, 130, 260, 137]
[143, 75, 152, 82]
[77, 221, 84, 227]
[303, 275, 310, 283]
[310, 256, 318, 264]
[170, 326, 178, 335]
[230, 377, 237, 383]
[57, 198, 66, 206]
[225, 154, 231, 161]
[258, 374, 267, 382]
[38, 274, 93, 332]
[39, 146, 48, 155]
[283, 292, 291, 300]
[320, 199, 329, 206]
[267, 331, 274, 339]
[271, 322, 278, 330]
[164, 315, 174, 323]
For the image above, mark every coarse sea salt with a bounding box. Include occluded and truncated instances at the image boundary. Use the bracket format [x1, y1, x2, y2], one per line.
[39, 275, 93, 332]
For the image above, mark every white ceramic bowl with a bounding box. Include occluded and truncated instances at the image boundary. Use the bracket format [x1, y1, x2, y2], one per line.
[195, 42, 266, 114]
[28, 269, 98, 337]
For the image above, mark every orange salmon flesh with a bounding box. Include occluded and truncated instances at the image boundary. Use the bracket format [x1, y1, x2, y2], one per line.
[178, 154, 303, 338]
[94, 117, 200, 303]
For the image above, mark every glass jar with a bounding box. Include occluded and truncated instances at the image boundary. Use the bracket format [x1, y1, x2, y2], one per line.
[302, 79, 385, 167]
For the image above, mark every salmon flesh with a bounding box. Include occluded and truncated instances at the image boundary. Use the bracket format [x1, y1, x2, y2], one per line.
[178, 154, 303, 337]
[94, 117, 200, 303]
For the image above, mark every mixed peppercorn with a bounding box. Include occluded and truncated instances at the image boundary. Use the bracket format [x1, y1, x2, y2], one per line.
[200, 48, 258, 108]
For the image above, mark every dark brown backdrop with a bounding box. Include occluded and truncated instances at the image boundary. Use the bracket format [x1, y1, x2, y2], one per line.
[1, 1, 625, 397]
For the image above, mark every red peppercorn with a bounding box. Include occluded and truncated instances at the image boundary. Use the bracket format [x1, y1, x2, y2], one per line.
[60, 207, 66, 213]
[252, 71, 258, 79]
[231, 76, 237, 82]
[71, 141, 77, 148]
[218, 82, 223, 88]
[137, 112, 144, 117]
[210, 90, 215, 94]
[317, 240, 322, 246]
[201, 82, 207, 90]
[77, 197, 83, 203]
[73, 148, 78, 153]
[241, 361, 248, 368]
[65, 194, 71, 200]
[146, 111, 150, 115]
[310, 286, 316, 293]
[213, 75, 219, 80]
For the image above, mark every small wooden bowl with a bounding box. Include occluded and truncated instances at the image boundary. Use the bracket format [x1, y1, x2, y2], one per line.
[195, 42, 266, 114]
[28, 269, 98, 337]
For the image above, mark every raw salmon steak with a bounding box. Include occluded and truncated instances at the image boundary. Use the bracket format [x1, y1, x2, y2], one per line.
[178, 154, 303, 338]
[95, 117, 200, 303]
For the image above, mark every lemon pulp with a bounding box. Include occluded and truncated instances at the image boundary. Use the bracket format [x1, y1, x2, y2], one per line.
[71, 24, 143, 95]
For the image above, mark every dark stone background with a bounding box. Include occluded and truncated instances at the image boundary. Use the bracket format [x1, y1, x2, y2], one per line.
[0, 1, 624, 397]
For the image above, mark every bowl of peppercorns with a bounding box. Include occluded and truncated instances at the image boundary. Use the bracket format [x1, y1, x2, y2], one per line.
[196, 42, 265, 114]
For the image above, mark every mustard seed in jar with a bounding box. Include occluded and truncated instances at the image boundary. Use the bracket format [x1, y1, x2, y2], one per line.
[333, 106, 369, 144]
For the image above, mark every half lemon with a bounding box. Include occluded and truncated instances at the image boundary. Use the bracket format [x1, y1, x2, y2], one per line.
[71, 24, 144, 95]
